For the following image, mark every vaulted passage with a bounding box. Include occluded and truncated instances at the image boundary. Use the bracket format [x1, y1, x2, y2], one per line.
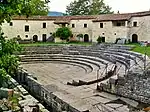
[84, 34, 89, 42]
[132, 34, 138, 43]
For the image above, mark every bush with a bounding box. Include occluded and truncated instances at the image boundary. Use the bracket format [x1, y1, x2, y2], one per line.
[56, 27, 72, 40]
[0, 29, 21, 87]
[97, 36, 102, 43]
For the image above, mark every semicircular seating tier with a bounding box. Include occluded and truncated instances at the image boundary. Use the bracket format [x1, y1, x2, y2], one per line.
[19, 44, 150, 87]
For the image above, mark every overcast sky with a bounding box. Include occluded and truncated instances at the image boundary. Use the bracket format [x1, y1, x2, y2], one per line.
[49, 0, 150, 13]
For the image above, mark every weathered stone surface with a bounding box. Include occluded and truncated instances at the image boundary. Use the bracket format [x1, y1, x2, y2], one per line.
[18, 45, 150, 112]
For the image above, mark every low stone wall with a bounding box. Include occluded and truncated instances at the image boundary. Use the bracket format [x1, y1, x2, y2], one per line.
[17, 69, 82, 112]
[0, 75, 49, 112]
[98, 70, 150, 104]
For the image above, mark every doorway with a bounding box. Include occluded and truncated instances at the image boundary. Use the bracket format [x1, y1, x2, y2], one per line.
[84, 34, 89, 42]
[102, 37, 105, 42]
[42, 34, 47, 42]
[132, 34, 138, 43]
[33, 35, 38, 42]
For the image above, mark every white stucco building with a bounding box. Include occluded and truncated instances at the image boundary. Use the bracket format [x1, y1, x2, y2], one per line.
[1, 11, 150, 43]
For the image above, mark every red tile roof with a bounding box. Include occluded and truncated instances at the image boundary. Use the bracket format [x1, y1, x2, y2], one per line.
[12, 11, 150, 22]
[93, 14, 131, 22]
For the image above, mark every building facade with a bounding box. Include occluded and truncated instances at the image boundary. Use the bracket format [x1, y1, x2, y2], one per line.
[1, 11, 150, 43]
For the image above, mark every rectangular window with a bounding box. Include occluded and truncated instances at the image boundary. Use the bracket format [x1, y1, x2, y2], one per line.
[84, 24, 87, 28]
[10, 22, 13, 26]
[72, 24, 75, 28]
[133, 22, 137, 27]
[43, 23, 46, 28]
[100, 23, 103, 28]
[25, 25, 29, 32]
[117, 22, 121, 26]
[112, 21, 125, 27]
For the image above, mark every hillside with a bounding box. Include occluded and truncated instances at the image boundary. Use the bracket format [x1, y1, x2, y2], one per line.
[48, 11, 64, 16]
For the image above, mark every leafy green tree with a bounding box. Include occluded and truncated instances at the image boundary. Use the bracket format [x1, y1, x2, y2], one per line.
[0, 0, 49, 24]
[56, 27, 72, 40]
[0, 0, 49, 87]
[0, 29, 21, 87]
[90, 0, 113, 15]
[66, 0, 90, 15]
[66, 0, 113, 15]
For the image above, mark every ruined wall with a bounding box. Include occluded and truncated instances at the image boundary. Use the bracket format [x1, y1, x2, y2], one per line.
[116, 70, 150, 104]
[17, 69, 81, 112]
[98, 70, 150, 104]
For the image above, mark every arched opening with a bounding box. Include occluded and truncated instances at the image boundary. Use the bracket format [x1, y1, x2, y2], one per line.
[77, 34, 83, 41]
[84, 34, 89, 42]
[33, 35, 38, 42]
[132, 34, 138, 43]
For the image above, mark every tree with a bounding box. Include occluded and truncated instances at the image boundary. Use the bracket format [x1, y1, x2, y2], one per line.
[0, 0, 49, 24]
[0, 29, 21, 87]
[56, 27, 72, 40]
[0, 0, 49, 87]
[20, 0, 49, 16]
[66, 0, 90, 15]
[66, 0, 113, 15]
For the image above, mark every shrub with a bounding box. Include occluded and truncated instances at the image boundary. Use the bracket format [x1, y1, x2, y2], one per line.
[13, 37, 22, 41]
[56, 27, 72, 40]
[0, 30, 21, 87]
[97, 36, 102, 43]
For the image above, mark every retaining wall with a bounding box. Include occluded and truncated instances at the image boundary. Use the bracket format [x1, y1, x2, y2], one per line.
[17, 69, 83, 112]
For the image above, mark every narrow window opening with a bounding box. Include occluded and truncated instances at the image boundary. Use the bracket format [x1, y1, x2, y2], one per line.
[10, 22, 13, 26]
[84, 24, 87, 28]
[100, 23, 103, 28]
[43, 23, 46, 28]
[72, 24, 75, 28]
[25, 25, 29, 32]
[133, 22, 137, 27]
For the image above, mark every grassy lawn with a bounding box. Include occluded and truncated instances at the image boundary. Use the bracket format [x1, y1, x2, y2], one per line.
[126, 43, 150, 57]
[20, 42, 92, 47]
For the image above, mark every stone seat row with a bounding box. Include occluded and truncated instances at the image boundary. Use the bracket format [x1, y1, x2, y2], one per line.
[20, 54, 115, 86]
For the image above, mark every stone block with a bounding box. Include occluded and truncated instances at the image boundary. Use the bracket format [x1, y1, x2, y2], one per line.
[17, 85, 28, 95]
[109, 76, 118, 85]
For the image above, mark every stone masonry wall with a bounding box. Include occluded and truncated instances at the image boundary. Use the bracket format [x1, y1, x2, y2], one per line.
[116, 70, 150, 104]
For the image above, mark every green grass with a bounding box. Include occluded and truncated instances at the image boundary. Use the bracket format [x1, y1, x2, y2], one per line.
[126, 43, 150, 57]
[20, 42, 92, 47]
